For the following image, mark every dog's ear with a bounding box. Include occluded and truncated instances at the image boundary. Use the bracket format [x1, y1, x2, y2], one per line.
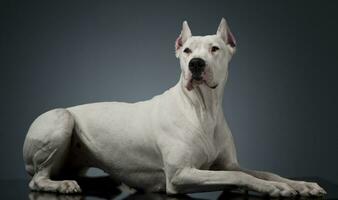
[217, 18, 236, 55]
[175, 21, 192, 58]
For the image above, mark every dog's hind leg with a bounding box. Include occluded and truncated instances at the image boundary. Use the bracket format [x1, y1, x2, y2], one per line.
[23, 108, 81, 193]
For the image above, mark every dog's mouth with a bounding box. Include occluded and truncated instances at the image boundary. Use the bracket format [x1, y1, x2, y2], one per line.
[186, 77, 218, 91]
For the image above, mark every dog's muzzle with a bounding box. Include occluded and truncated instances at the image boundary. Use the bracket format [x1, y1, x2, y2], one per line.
[189, 58, 206, 80]
[186, 57, 218, 91]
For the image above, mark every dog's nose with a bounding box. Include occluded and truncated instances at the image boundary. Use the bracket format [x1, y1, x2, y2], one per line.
[189, 58, 206, 78]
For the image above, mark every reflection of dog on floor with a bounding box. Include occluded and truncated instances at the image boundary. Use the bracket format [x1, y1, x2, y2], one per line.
[23, 18, 326, 197]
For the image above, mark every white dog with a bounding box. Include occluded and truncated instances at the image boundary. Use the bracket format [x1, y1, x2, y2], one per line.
[23, 18, 326, 197]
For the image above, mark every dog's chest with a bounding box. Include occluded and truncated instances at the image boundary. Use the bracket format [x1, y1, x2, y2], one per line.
[198, 132, 219, 169]
[187, 122, 219, 169]
[180, 110, 220, 169]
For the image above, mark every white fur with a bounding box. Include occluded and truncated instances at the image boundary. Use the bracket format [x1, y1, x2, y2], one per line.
[23, 18, 326, 197]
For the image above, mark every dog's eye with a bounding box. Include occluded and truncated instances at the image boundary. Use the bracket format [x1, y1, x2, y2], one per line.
[183, 48, 192, 54]
[211, 46, 219, 52]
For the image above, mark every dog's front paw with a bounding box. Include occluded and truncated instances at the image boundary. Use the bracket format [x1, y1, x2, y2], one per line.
[287, 180, 326, 196]
[267, 181, 298, 197]
[254, 180, 297, 197]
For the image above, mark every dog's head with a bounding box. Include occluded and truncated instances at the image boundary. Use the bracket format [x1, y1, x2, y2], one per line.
[175, 18, 236, 91]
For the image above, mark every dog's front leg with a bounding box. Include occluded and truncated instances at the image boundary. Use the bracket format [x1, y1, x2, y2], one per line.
[215, 113, 326, 196]
[229, 166, 326, 196]
[167, 167, 296, 197]
[214, 113, 326, 197]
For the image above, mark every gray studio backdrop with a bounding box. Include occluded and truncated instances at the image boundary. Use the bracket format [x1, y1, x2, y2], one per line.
[1, 0, 338, 183]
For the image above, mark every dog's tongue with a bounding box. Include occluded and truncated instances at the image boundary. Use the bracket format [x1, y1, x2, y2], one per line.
[186, 79, 193, 91]
[186, 78, 205, 91]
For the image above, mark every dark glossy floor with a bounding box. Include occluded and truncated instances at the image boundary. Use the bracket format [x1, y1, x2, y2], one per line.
[0, 177, 337, 200]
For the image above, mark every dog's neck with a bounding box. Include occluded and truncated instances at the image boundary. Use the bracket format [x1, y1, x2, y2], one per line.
[176, 74, 224, 124]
